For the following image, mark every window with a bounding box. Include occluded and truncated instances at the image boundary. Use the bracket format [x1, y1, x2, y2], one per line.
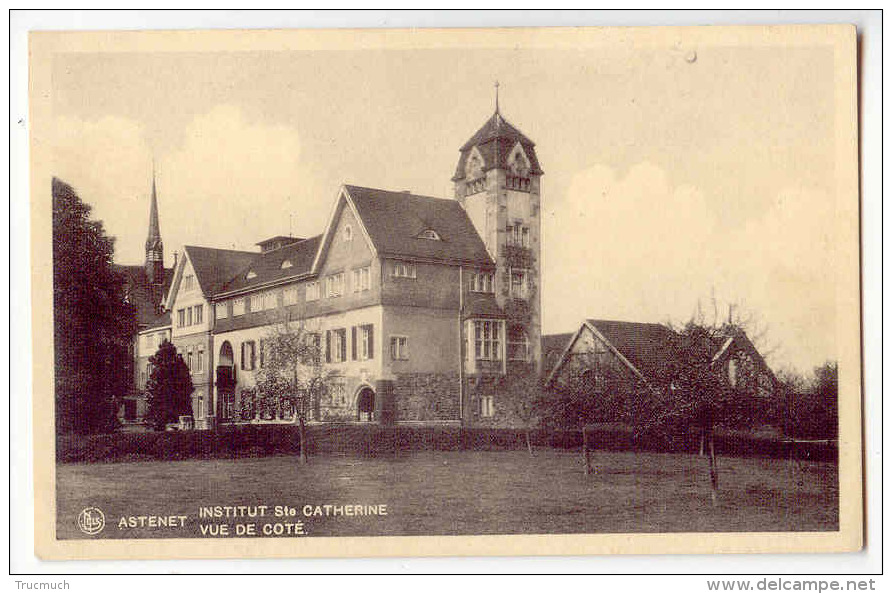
[391, 262, 416, 279]
[352, 266, 370, 292]
[507, 224, 530, 248]
[479, 395, 495, 418]
[197, 348, 204, 373]
[196, 391, 205, 420]
[187, 306, 193, 326]
[241, 341, 256, 371]
[194, 304, 203, 325]
[326, 273, 344, 298]
[263, 291, 277, 310]
[390, 336, 409, 360]
[233, 298, 245, 316]
[326, 329, 347, 363]
[307, 332, 322, 363]
[222, 392, 234, 420]
[329, 378, 347, 407]
[507, 325, 531, 361]
[187, 349, 193, 372]
[306, 281, 320, 301]
[352, 324, 374, 360]
[177, 309, 185, 327]
[418, 229, 440, 240]
[259, 339, 266, 369]
[343, 224, 353, 242]
[283, 286, 298, 306]
[216, 302, 228, 320]
[474, 320, 501, 361]
[250, 293, 262, 312]
[471, 271, 494, 293]
[510, 269, 528, 299]
[183, 274, 194, 291]
[281, 259, 292, 270]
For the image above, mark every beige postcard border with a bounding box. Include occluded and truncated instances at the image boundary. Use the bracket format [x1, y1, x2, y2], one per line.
[29, 24, 862, 560]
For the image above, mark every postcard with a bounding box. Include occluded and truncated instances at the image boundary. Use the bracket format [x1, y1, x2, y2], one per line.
[29, 24, 861, 559]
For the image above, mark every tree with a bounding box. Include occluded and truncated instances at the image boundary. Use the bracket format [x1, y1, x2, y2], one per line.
[500, 368, 545, 456]
[777, 362, 838, 439]
[633, 321, 769, 504]
[542, 353, 642, 431]
[145, 340, 194, 431]
[53, 178, 136, 434]
[254, 321, 329, 464]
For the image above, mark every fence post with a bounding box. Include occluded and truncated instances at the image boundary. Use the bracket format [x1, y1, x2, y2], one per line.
[583, 427, 591, 475]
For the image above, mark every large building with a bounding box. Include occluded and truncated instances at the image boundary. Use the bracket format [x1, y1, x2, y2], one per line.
[129, 106, 544, 429]
[117, 175, 174, 424]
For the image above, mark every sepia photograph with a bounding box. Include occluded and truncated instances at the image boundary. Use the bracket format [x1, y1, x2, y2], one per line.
[26, 21, 863, 561]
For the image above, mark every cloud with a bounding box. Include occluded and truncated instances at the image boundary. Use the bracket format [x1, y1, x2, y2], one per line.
[51, 115, 154, 264]
[51, 106, 325, 265]
[160, 105, 324, 254]
[543, 162, 837, 372]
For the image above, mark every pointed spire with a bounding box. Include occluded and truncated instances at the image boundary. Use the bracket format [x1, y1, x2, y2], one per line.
[146, 168, 161, 245]
[494, 80, 500, 115]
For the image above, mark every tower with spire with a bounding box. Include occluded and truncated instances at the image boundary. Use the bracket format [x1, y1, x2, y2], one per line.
[144, 169, 165, 311]
[452, 85, 544, 372]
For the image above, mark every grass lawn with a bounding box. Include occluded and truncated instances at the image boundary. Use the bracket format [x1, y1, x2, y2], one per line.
[56, 448, 838, 539]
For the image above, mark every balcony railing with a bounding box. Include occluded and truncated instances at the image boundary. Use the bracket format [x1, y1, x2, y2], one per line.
[504, 244, 533, 267]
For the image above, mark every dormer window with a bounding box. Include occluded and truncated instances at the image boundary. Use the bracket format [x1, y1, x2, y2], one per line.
[418, 229, 441, 241]
[281, 260, 292, 270]
[246, 271, 257, 280]
[466, 150, 484, 180]
[343, 224, 353, 242]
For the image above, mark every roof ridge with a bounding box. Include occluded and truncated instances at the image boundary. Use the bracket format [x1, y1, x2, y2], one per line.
[184, 244, 258, 256]
[344, 184, 456, 204]
[588, 318, 669, 327]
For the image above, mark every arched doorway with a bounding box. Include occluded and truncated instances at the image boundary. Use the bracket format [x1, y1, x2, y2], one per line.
[217, 341, 235, 420]
[356, 386, 375, 422]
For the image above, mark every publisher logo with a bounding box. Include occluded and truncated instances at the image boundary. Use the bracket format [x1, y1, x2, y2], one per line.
[77, 507, 105, 535]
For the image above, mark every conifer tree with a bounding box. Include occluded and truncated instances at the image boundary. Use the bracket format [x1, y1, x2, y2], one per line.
[145, 340, 194, 431]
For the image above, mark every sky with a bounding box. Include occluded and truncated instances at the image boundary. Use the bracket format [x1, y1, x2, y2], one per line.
[49, 37, 842, 374]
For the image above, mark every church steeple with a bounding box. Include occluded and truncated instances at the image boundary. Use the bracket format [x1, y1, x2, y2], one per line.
[144, 168, 164, 310]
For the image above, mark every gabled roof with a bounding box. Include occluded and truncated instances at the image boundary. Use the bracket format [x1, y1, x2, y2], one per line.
[344, 185, 494, 266]
[586, 319, 680, 383]
[462, 292, 505, 320]
[215, 235, 322, 295]
[183, 245, 258, 297]
[453, 112, 543, 181]
[142, 311, 171, 331]
[115, 264, 174, 327]
[543, 332, 575, 357]
[548, 318, 773, 389]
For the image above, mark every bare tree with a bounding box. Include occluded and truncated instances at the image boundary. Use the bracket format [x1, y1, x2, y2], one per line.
[634, 320, 771, 505]
[254, 320, 330, 464]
